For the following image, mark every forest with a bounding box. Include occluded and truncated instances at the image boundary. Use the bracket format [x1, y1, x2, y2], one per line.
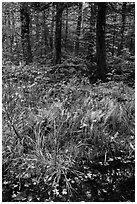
[2, 2, 135, 202]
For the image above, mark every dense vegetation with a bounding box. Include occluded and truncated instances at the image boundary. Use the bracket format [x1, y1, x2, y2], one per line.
[2, 2, 135, 202]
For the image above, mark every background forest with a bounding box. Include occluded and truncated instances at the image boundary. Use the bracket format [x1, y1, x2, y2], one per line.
[2, 2, 135, 202]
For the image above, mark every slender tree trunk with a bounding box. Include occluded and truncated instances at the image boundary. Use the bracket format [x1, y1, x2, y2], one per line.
[9, 3, 15, 60]
[54, 3, 63, 64]
[50, 6, 55, 51]
[42, 10, 49, 56]
[117, 2, 126, 56]
[7, 8, 14, 60]
[129, 19, 135, 55]
[35, 10, 39, 56]
[2, 6, 6, 53]
[65, 6, 68, 51]
[75, 2, 82, 55]
[20, 2, 33, 64]
[96, 2, 107, 82]
[112, 14, 116, 56]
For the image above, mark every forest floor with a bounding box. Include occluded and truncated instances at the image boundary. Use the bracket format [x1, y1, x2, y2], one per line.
[2, 56, 135, 202]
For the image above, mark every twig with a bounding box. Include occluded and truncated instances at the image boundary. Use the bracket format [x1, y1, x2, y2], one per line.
[3, 105, 22, 140]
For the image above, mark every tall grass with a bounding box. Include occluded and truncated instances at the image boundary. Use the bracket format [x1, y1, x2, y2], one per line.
[3, 69, 135, 199]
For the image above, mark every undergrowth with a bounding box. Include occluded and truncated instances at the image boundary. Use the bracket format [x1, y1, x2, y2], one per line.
[2, 59, 135, 201]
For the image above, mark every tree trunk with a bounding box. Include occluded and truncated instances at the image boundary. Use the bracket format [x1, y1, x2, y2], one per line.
[7, 7, 13, 60]
[75, 3, 82, 55]
[50, 6, 55, 51]
[64, 6, 68, 51]
[8, 3, 15, 60]
[42, 10, 49, 56]
[96, 2, 107, 82]
[35, 10, 39, 56]
[112, 13, 117, 56]
[20, 2, 33, 64]
[54, 3, 64, 64]
[117, 2, 126, 56]
[129, 23, 135, 55]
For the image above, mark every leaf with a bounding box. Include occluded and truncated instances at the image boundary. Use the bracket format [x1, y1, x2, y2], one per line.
[14, 191, 27, 201]
[129, 142, 135, 150]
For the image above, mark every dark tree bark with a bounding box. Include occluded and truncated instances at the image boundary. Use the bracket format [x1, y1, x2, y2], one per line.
[129, 23, 135, 55]
[96, 2, 107, 82]
[54, 3, 64, 64]
[42, 10, 49, 55]
[64, 6, 68, 50]
[49, 6, 55, 51]
[112, 13, 117, 56]
[9, 5, 14, 59]
[34, 10, 40, 56]
[117, 2, 127, 56]
[75, 2, 82, 55]
[20, 2, 33, 64]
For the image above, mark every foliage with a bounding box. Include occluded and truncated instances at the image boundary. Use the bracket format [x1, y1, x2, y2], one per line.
[2, 2, 135, 63]
[2, 58, 135, 201]
[107, 54, 135, 86]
